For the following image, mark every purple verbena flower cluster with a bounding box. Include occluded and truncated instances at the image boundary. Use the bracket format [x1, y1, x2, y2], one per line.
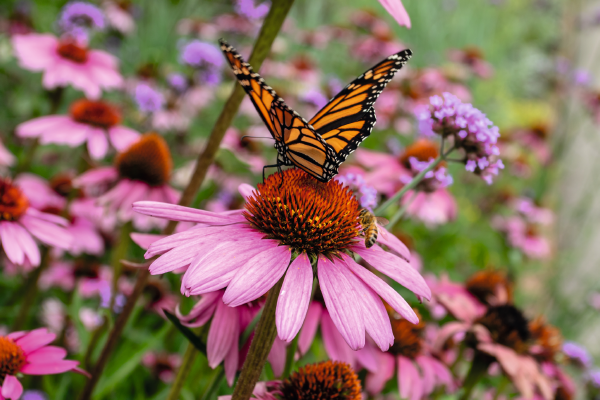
[417, 92, 504, 184]
[180, 40, 224, 86]
[58, 2, 105, 42]
[336, 173, 378, 210]
[134, 83, 165, 113]
[167, 73, 188, 92]
[235, 0, 270, 20]
[404, 157, 453, 188]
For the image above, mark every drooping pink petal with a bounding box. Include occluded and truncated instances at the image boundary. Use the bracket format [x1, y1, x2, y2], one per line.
[12, 33, 58, 71]
[317, 255, 365, 350]
[131, 233, 163, 250]
[351, 244, 431, 300]
[15, 115, 72, 138]
[433, 321, 470, 352]
[223, 245, 292, 307]
[26, 346, 67, 363]
[1, 376, 22, 400]
[238, 183, 255, 200]
[398, 355, 423, 400]
[207, 301, 239, 368]
[320, 310, 358, 368]
[108, 126, 140, 151]
[184, 239, 279, 295]
[378, 0, 411, 28]
[133, 201, 247, 225]
[73, 166, 118, 188]
[0, 222, 25, 265]
[276, 253, 313, 342]
[176, 291, 222, 327]
[354, 344, 378, 373]
[297, 301, 323, 355]
[86, 127, 109, 159]
[335, 256, 393, 350]
[20, 360, 79, 375]
[366, 351, 396, 394]
[15, 223, 41, 265]
[38, 120, 89, 146]
[377, 226, 411, 261]
[430, 357, 455, 391]
[340, 253, 418, 324]
[14, 329, 56, 353]
[25, 208, 68, 226]
[149, 237, 210, 275]
[416, 355, 436, 395]
[223, 338, 239, 387]
[19, 214, 72, 249]
[268, 337, 287, 377]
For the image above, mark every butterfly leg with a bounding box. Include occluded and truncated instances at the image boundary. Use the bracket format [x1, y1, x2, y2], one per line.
[262, 163, 280, 183]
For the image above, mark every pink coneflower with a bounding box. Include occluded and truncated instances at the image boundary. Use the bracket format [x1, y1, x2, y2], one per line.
[0, 328, 79, 399]
[134, 169, 430, 352]
[141, 352, 182, 383]
[102, 1, 135, 34]
[0, 178, 72, 267]
[377, 0, 411, 28]
[366, 308, 454, 399]
[448, 47, 494, 79]
[75, 133, 179, 231]
[176, 290, 286, 384]
[11, 33, 122, 99]
[39, 259, 111, 299]
[16, 98, 140, 160]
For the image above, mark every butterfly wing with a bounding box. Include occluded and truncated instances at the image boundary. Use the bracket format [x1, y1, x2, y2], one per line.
[309, 50, 412, 163]
[220, 39, 338, 182]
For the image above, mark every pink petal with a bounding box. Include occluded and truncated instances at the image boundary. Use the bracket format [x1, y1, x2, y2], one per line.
[298, 301, 322, 355]
[25, 208, 69, 226]
[317, 255, 365, 350]
[478, 342, 519, 376]
[183, 238, 277, 294]
[366, 351, 396, 394]
[16, 115, 71, 138]
[398, 355, 422, 400]
[222, 245, 292, 307]
[176, 291, 222, 327]
[377, 226, 410, 261]
[340, 253, 418, 324]
[15, 329, 56, 353]
[355, 345, 378, 373]
[433, 321, 470, 352]
[207, 301, 239, 368]
[321, 311, 357, 368]
[130, 233, 164, 250]
[335, 256, 393, 350]
[268, 337, 287, 377]
[223, 341, 239, 387]
[87, 128, 109, 159]
[416, 355, 436, 394]
[378, 0, 411, 28]
[26, 346, 67, 363]
[276, 253, 313, 342]
[20, 360, 79, 375]
[238, 183, 255, 200]
[19, 214, 72, 249]
[73, 166, 118, 188]
[146, 225, 233, 257]
[133, 201, 247, 225]
[108, 126, 141, 151]
[1, 376, 22, 400]
[351, 244, 431, 300]
[0, 222, 25, 265]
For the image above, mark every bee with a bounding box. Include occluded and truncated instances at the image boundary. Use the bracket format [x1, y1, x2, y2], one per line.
[359, 209, 389, 248]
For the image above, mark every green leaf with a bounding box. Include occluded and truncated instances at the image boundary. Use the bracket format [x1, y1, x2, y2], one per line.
[164, 310, 207, 355]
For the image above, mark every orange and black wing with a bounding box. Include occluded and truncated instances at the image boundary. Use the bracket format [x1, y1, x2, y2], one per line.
[309, 50, 412, 163]
[220, 39, 338, 182]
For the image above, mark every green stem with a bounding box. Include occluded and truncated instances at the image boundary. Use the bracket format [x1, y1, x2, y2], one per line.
[12, 248, 50, 331]
[166, 341, 199, 400]
[386, 190, 418, 230]
[375, 144, 454, 215]
[231, 277, 285, 400]
[82, 315, 109, 370]
[458, 351, 493, 400]
[109, 222, 133, 311]
[200, 366, 226, 400]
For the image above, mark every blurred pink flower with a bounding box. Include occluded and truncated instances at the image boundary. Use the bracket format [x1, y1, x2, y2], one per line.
[12, 33, 122, 99]
[176, 290, 286, 385]
[377, 0, 411, 28]
[141, 352, 182, 383]
[102, 1, 135, 34]
[0, 328, 79, 399]
[0, 141, 15, 167]
[134, 169, 430, 351]
[0, 178, 72, 267]
[404, 189, 457, 227]
[39, 260, 111, 298]
[74, 133, 180, 231]
[448, 47, 494, 79]
[16, 99, 140, 160]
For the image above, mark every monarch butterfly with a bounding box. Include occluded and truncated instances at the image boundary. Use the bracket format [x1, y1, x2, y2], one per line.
[220, 39, 412, 182]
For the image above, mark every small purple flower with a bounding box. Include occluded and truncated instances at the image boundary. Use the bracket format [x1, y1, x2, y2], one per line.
[587, 369, 600, 388]
[59, 2, 105, 33]
[336, 173, 378, 210]
[134, 83, 165, 113]
[406, 157, 453, 189]
[417, 92, 502, 184]
[167, 73, 188, 92]
[22, 391, 47, 400]
[300, 88, 328, 109]
[563, 341, 592, 368]
[235, 0, 270, 20]
[180, 40, 224, 85]
[573, 69, 592, 87]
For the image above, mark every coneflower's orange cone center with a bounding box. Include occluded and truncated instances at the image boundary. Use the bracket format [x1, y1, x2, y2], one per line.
[70, 99, 121, 128]
[279, 361, 362, 400]
[0, 337, 25, 384]
[387, 305, 425, 359]
[57, 40, 88, 63]
[115, 133, 173, 187]
[0, 179, 29, 221]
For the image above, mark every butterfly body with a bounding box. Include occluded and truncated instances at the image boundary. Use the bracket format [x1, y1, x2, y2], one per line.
[220, 39, 411, 182]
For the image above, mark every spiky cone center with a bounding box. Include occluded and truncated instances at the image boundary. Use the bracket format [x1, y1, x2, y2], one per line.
[475, 305, 530, 354]
[70, 99, 122, 128]
[386, 304, 425, 359]
[279, 361, 362, 400]
[0, 179, 29, 221]
[244, 169, 361, 256]
[115, 133, 173, 187]
[0, 337, 25, 384]
[57, 40, 88, 63]
[529, 316, 562, 361]
[465, 269, 513, 306]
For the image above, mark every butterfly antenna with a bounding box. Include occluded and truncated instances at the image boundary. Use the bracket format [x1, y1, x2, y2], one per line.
[240, 135, 275, 141]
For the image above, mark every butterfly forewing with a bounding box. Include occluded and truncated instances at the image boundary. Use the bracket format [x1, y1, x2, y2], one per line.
[220, 39, 338, 182]
[309, 50, 412, 163]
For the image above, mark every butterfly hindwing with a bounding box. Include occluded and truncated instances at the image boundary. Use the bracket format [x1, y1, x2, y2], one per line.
[309, 50, 412, 163]
[220, 39, 338, 182]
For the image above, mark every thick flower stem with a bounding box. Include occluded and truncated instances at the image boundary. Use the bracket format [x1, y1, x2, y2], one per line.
[12, 248, 50, 331]
[232, 276, 284, 400]
[109, 222, 133, 311]
[165, 0, 295, 234]
[458, 351, 493, 400]
[77, 2, 295, 398]
[375, 145, 454, 215]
